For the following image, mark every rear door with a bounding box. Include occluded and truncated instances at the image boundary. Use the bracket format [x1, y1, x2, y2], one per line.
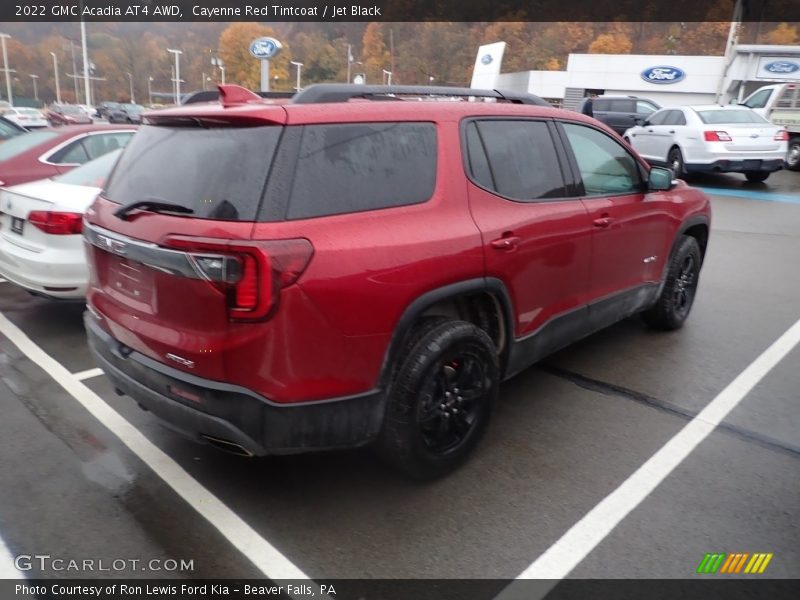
[650, 109, 688, 161]
[607, 99, 637, 134]
[464, 118, 593, 340]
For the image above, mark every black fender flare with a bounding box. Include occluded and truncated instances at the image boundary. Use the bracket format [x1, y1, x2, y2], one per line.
[377, 277, 516, 387]
[655, 214, 710, 298]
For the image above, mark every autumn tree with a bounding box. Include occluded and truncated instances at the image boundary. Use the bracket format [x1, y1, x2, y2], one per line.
[362, 23, 391, 84]
[763, 22, 799, 45]
[588, 32, 633, 54]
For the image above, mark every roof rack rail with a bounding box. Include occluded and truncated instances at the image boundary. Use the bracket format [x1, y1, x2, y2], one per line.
[292, 84, 550, 107]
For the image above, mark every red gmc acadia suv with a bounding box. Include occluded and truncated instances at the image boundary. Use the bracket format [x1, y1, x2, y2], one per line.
[83, 84, 711, 478]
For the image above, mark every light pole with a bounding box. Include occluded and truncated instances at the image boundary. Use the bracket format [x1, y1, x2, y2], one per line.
[0, 33, 13, 105]
[346, 43, 353, 84]
[219, 64, 225, 85]
[382, 69, 392, 85]
[211, 54, 225, 85]
[290, 61, 303, 92]
[147, 76, 153, 105]
[50, 52, 61, 103]
[80, 16, 91, 106]
[167, 48, 182, 104]
[127, 72, 135, 103]
[30, 74, 39, 101]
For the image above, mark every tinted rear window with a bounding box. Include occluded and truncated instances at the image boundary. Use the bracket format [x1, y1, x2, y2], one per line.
[103, 125, 281, 221]
[287, 122, 436, 220]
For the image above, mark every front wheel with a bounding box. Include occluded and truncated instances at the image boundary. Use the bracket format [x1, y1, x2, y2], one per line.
[786, 139, 800, 172]
[377, 320, 499, 479]
[744, 171, 769, 183]
[642, 236, 702, 331]
[668, 147, 685, 178]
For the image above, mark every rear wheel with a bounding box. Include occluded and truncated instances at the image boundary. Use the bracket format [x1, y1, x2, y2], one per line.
[744, 171, 769, 183]
[642, 236, 702, 331]
[786, 139, 800, 172]
[377, 319, 499, 479]
[668, 147, 685, 178]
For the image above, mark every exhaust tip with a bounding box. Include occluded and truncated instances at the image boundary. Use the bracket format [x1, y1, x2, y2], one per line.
[201, 434, 254, 457]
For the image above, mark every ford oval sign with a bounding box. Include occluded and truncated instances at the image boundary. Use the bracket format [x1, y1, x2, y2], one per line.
[481, 54, 493, 65]
[249, 37, 282, 60]
[765, 61, 800, 74]
[641, 66, 685, 84]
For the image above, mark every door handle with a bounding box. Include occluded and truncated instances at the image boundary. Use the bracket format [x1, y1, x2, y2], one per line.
[490, 236, 521, 251]
[593, 217, 613, 228]
[647, 129, 653, 133]
[668, 130, 675, 134]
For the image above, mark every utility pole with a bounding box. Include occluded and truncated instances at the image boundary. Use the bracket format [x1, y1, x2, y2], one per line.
[0, 33, 13, 105]
[50, 52, 61, 103]
[30, 74, 39, 101]
[80, 3, 91, 106]
[167, 48, 182, 104]
[346, 44, 352, 83]
[291, 61, 303, 92]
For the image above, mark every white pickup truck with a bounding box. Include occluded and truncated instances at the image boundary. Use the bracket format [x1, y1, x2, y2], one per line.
[740, 83, 800, 171]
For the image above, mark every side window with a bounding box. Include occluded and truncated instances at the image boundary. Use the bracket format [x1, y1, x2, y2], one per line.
[664, 110, 687, 126]
[609, 99, 635, 113]
[647, 111, 668, 126]
[287, 122, 437, 219]
[467, 120, 567, 201]
[563, 123, 643, 196]
[86, 132, 134, 158]
[636, 101, 658, 115]
[744, 88, 772, 109]
[593, 99, 610, 112]
[465, 122, 493, 190]
[50, 139, 90, 164]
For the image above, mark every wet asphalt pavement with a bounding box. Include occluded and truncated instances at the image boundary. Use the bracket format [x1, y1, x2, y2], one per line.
[0, 170, 798, 588]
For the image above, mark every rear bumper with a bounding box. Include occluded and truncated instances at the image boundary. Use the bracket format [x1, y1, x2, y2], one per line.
[84, 314, 386, 456]
[0, 235, 87, 298]
[686, 158, 785, 174]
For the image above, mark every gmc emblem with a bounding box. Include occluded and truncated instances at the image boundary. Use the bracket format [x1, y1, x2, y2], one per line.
[97, 234, 127, 256]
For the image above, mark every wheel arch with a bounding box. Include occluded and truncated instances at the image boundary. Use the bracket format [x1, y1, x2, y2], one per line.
[378, 278, 515, 387]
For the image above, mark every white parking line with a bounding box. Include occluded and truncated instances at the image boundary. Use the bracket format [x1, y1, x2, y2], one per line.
[0, 533, 23, 578]
[496, 316, 800, 598]
[0, 313, 323, 593]
[73, 367, 104, 381]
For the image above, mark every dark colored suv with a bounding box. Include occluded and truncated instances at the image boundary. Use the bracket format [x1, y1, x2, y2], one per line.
[84, 84, 711, 479]
[581, 95, 661, 135]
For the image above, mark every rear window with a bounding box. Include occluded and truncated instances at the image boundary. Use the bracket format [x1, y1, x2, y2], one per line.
[56, 148, 121, 187]
[696, 109, 770, 124]
[286, 122, 436, 220]
[0, 130, 59, 161]
[103, 125, 281, 222]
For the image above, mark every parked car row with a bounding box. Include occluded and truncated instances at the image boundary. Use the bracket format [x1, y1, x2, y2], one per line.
[580, 91, 793, 182]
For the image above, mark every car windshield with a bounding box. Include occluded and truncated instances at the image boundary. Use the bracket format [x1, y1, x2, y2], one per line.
[55, 148, 122, 187]
[0, 130, 59, 161]
[59, 105, 83, 115]
[696, 109, 770, 125]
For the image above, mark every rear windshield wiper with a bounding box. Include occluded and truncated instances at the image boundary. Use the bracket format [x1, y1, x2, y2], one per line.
[114, 198, 194, 221]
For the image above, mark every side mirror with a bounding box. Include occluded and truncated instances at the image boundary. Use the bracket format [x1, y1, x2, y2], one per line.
[634, 118, 647, 127]
[648, 166, 674, 191]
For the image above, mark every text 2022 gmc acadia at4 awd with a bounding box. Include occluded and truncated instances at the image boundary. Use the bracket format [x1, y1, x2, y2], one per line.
[83, 84, 711, 478]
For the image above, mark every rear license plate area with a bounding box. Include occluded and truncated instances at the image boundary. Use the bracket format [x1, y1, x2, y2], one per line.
[11, 217, 23, 235]
[743, 159, 762, 170]
[108, 257, 154, 303]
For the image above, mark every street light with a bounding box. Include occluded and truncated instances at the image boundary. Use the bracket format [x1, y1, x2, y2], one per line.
[382, 69, 392, 85]
[147, 76, 153, 106]
[0, 33, 13, 105]
[290, 61, 303, 92]
[29, 74, 39, 101]
[50, 52, 61, 103]
[126, 72, 135, 103]
[219, 64, 225, 85]
[167, 48, 182, 104]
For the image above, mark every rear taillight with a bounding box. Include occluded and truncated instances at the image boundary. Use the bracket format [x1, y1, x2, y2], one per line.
[28, 211, 84, 235]
[774, 130, 789, 141]
[163, 236, 314, 322]
[704, 131, 732, 142]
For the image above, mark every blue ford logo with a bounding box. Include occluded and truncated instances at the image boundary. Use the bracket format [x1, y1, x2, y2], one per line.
[641, 66, 685, 84]
[481, 54, 493, 65]
[765, 61, 799, 74]
[249, 37, 282, 60]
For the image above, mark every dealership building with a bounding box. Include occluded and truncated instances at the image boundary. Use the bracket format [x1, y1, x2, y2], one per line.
[474, 44, 800, 109]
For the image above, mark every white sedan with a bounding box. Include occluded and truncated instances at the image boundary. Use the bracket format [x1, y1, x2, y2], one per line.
[0, 149, 121, 299]
[623, 105, 788, 182]
[1, 107, 49, 129]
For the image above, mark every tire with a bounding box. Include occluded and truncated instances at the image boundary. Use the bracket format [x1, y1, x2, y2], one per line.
[376, 319, 499, 480]
[642, 236, 702, 331]
[744, 171, 769, 183]
[668, 147, 685, 178]
[785, 139, 800, 172]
